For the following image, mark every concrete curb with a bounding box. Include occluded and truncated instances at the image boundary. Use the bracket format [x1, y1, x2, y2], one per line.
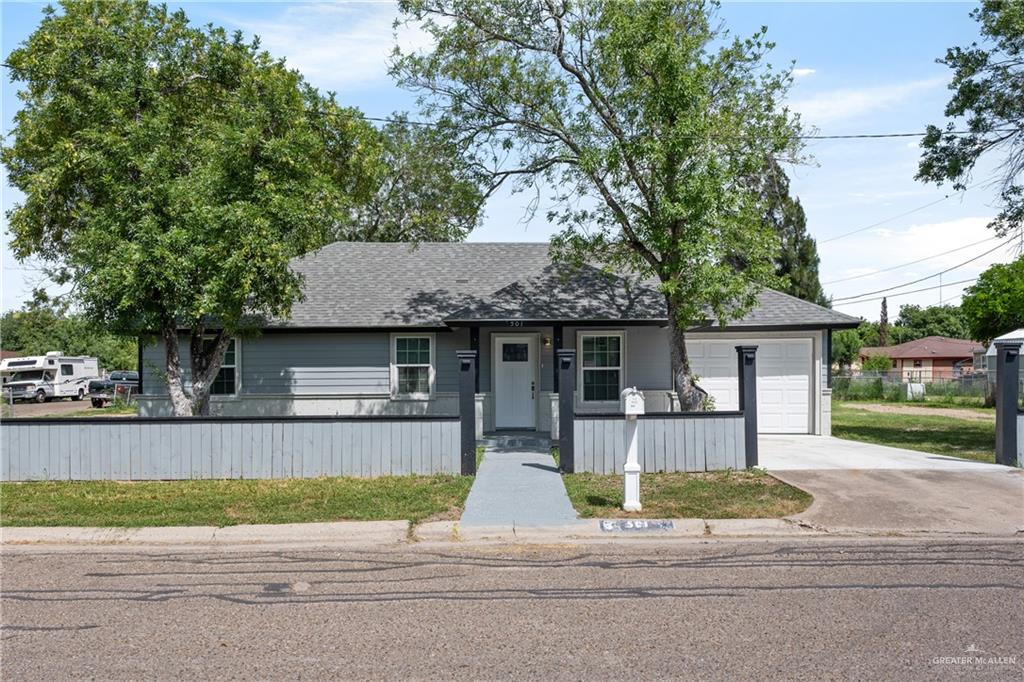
[11, 516, 1005, 549]
[417, 518, 826, 543]
[1, 521, 410, 547]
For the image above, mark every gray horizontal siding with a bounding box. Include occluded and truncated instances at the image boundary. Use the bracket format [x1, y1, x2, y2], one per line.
[2, 418, 459, 481]
[242, 334, 389, 395]
[435, 328, 471, 393]
[573, 414, 745, 473]
[142, 333, 398, 397]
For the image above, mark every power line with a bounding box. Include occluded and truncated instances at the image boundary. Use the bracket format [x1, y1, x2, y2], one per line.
[831, 237, 1015, 302]
[834, 277, 977, 307]
[822, 235, 998, 285]
[818, 180, 992, 245]
[349, 112, 1013, 141]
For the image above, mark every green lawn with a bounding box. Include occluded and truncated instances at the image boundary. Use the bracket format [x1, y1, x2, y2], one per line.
[832, 401, 995, 463]
[0, 475, 474, 527]
[562, 469, 811, 519]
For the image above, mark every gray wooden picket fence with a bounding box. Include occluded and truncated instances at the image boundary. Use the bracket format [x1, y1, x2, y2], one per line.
[573, 412, 746, 474]
[1, 416, 460, 482]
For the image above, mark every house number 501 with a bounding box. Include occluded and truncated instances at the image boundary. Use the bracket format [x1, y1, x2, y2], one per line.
[507, 321, 524, 327]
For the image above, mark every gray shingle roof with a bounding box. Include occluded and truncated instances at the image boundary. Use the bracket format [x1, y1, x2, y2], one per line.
[274, 241, 859, 329]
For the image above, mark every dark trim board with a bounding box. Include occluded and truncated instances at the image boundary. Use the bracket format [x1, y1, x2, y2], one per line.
[444, 319, 668, 328]
[575, 410, 744, 420]
[688, 323, 859, 333]
[2, 414, 460, 425]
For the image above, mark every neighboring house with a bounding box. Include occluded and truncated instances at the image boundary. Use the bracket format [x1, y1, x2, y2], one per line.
[0, 350, 23, 361]
[139, 242, 859, 435]
[981, 328, 1024, 382]
[859, 336, 983, 381]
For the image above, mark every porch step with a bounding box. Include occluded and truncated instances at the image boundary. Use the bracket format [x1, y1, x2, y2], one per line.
[480, 432, 552, 451]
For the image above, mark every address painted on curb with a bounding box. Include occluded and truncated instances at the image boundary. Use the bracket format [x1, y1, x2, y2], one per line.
[599, 520, 674, 532]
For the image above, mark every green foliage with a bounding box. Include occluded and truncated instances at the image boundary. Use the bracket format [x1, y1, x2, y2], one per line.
[960, 256, 1024, 343]
[0, 291, 137, 371]
[917, 0, 1024, 237]
[351, 115, 488, 242]
[861, 354, 893, 373]
[836, 302, 974, 370]
[831, 328, 863, 368]
[393, 0, 803, 403]
[1, 1, 383, 414]
[895, 304, 970, 339]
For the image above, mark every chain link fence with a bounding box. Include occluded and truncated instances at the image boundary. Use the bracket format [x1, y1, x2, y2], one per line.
[831, 371, 1024, 407]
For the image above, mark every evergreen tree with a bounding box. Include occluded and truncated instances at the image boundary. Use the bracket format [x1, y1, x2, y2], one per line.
[879, 297, 890, 346]
[761, 160, 829, 306]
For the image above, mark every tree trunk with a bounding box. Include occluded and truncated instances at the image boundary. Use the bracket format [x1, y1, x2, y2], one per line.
[667, 294, 708, 411]
[189, 329, 230, 416]
[162, 326, 194, 417]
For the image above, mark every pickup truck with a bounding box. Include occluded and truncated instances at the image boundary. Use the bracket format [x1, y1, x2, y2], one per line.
[88, 371, 140, 408]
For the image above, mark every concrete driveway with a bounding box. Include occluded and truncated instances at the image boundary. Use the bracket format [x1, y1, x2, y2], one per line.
[760, 436, 1024, 536]
[760, 435, 1010, 471]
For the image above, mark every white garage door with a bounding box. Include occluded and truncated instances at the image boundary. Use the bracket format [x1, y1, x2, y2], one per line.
[688, 338, 813, 434]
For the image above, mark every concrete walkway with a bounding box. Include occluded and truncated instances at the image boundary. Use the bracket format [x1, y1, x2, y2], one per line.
[459, 433, 581, 528]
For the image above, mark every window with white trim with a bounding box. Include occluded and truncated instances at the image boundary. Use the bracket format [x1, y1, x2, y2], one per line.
[205, 338, 238, 396]
[392, 335, 433, 398]
[580, 333, 623, 401]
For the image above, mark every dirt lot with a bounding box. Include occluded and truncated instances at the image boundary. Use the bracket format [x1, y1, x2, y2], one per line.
[4, 399, 110, 418]
[842, 401, 994, 422]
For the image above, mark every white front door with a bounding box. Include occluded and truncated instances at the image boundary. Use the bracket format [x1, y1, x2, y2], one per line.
[494, 335, 537, 429]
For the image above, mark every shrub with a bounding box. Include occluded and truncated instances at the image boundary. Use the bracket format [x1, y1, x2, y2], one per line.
[861, 354, 893, 373]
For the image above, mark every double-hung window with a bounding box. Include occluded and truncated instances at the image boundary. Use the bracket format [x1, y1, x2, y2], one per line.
[580, 333, 623, 401]
[204, 338, 238, 396]
[392, 334, 434, 399]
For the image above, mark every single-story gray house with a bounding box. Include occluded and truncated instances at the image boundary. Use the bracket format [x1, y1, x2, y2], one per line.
[139, 242, 859, 434]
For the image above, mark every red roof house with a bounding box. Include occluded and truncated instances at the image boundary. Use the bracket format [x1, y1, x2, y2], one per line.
[859, 336, 983, 380]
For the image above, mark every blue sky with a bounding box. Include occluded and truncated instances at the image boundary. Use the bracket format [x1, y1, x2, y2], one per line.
[2, 1, 1017, 322]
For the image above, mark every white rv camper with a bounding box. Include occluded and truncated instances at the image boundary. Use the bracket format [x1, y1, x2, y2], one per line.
[1, 352, 100, 403]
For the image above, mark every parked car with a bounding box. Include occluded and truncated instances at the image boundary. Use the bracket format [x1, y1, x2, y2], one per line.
[88, 371, 139, 408]
[1, 352, 100, 403]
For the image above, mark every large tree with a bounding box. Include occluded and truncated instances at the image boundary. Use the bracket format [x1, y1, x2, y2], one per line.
[759, 161, 828, 306]
[2, 1, 382, 415]
[960, 256, 1024, 343]
[393, 0, 801, 408]
[348, 115, 489, 242]
[895, 303, 970, 340]
[917, 0, 1024, 238]
[1, 291, 138, 372]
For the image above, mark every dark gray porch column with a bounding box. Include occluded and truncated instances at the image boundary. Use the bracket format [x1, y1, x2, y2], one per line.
[557, 349, 576, 473]
[736, 345, 758, 468]
[457, 350, 478, 475]
[994, 340, 1021, 467]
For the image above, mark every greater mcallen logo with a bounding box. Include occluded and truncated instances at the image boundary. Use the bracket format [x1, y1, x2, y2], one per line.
[932, 644, 1019, 668]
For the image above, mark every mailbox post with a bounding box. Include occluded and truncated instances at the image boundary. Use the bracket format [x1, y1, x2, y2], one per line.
[620, 387, 645, 512]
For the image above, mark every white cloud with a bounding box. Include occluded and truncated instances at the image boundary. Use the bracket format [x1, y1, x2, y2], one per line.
[228, 2, 431, 90]
[824, 216, 1015, 320]
[789, 76, 946, 126]
[792, 68, 816, 79]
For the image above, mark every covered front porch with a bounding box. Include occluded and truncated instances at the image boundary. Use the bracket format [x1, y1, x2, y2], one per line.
[452, 322, 678, 438]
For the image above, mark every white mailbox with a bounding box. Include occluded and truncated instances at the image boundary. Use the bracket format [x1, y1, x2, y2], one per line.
[621, 387, 645, 417]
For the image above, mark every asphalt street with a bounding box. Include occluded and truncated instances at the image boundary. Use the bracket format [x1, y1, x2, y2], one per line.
[2, 539, 1022, 680]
